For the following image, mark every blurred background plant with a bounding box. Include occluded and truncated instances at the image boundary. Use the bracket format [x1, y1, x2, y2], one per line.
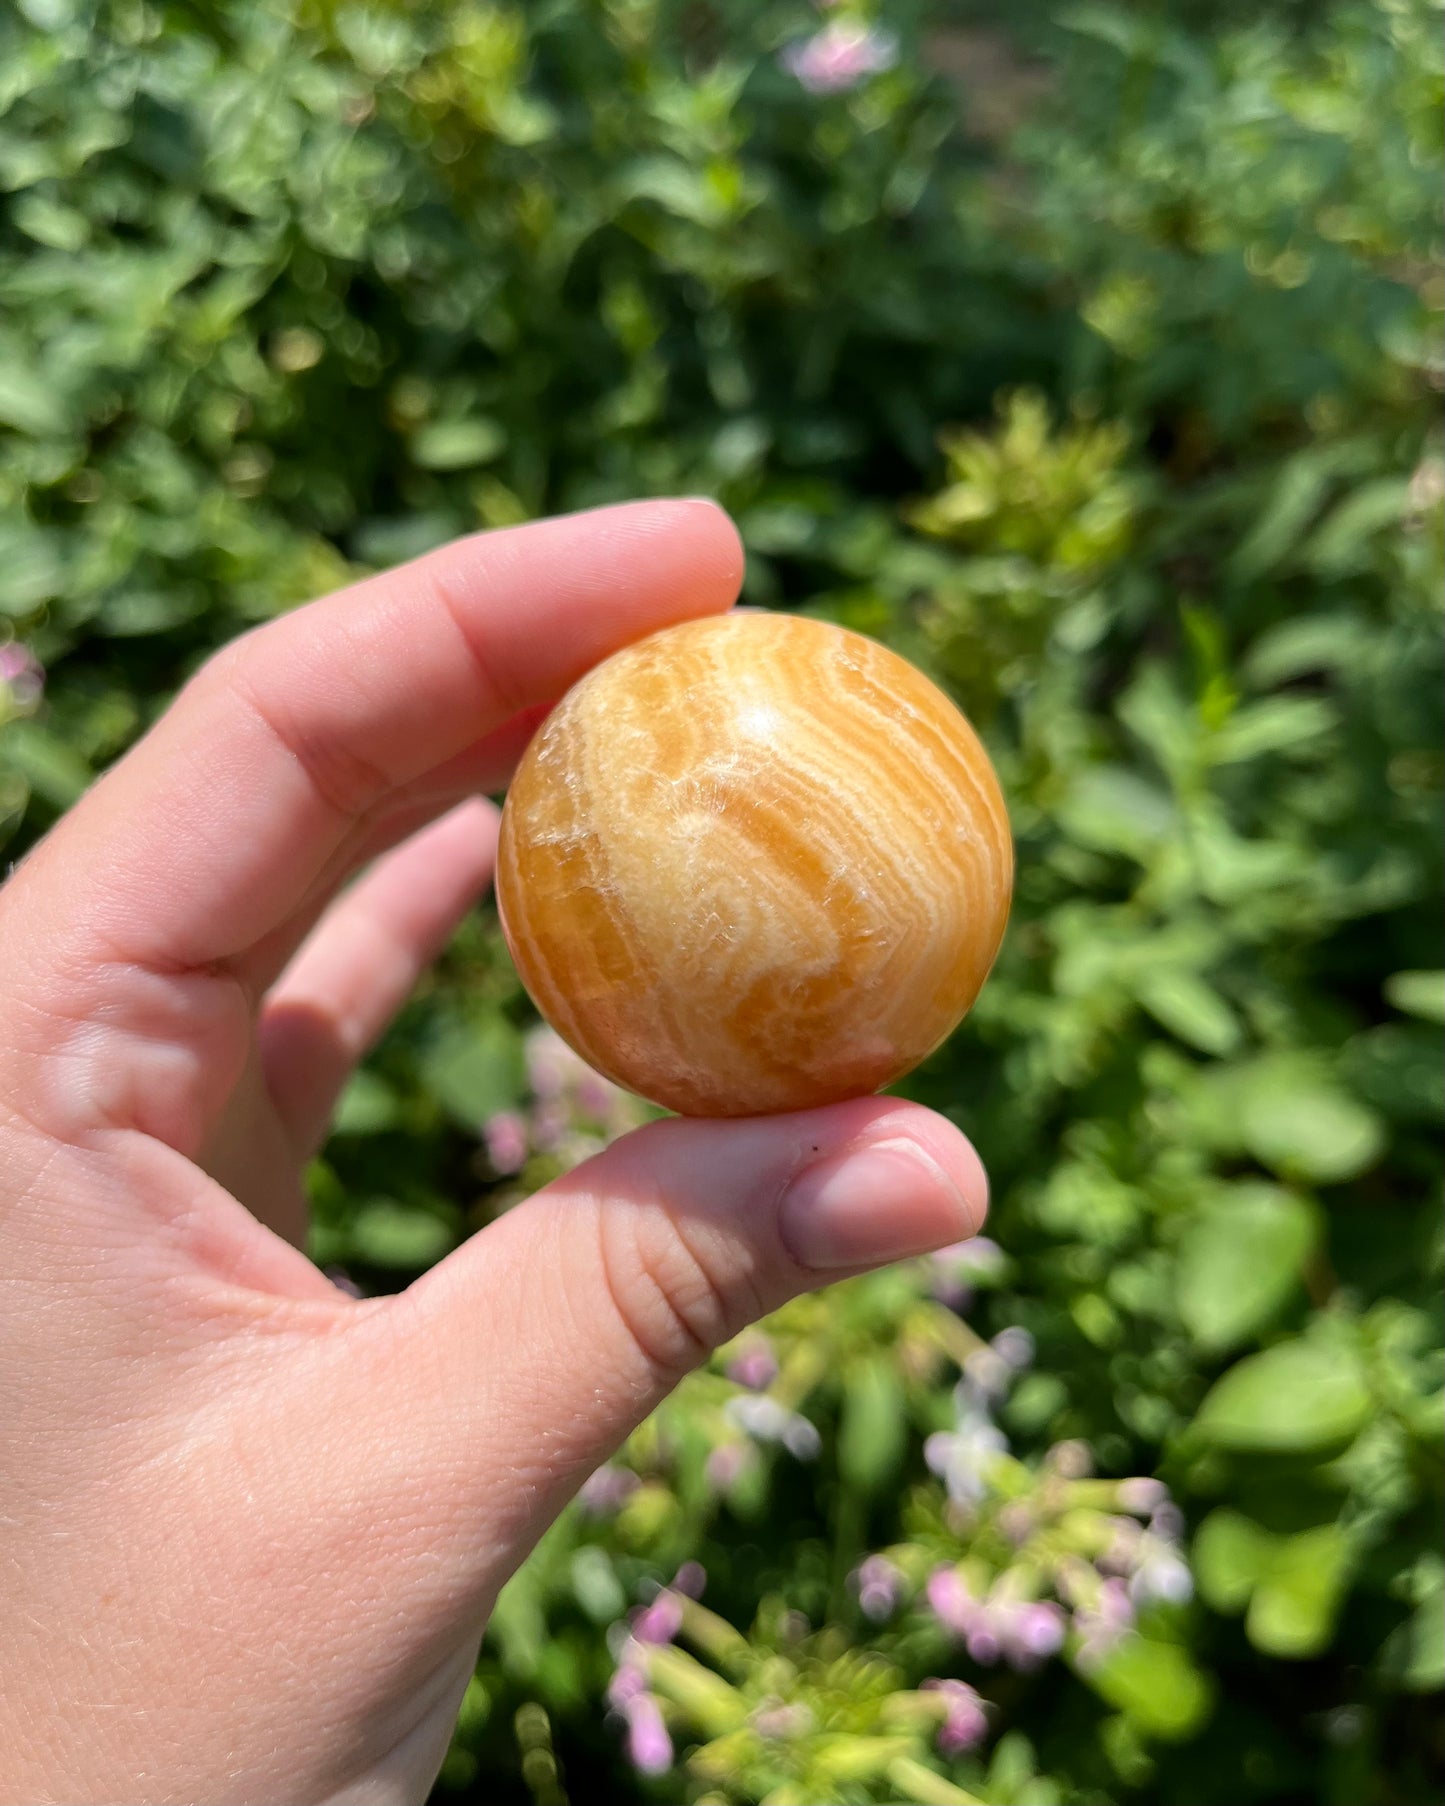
[2, 0, 1441, 1800]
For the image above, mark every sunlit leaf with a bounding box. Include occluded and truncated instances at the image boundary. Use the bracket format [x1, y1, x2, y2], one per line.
[1195, 1339, 1370, 1453]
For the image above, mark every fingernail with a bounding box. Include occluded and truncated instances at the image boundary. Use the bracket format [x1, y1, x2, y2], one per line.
[779, 1138, 979, 1272]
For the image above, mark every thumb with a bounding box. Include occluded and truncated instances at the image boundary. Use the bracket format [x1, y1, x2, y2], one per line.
[365, 1095, 986, 1583]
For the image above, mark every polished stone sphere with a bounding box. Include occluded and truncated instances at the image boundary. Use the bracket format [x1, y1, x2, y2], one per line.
[496, 610, 1012, 1117]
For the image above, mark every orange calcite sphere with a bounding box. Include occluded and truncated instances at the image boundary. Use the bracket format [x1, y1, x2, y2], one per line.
[496, 611, 1013, 1117]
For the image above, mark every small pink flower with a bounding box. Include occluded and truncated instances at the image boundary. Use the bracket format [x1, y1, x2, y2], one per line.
[852, 1554, 904, 1622]
[607, 1655, 648, 1710]
[1099, 1517, 1144, 1575]
[961, 1345, 1011, 1402]
[1117, 1477, 1168, 1515]
[483, 1111, 528, 1174]
[991, 1326, 1035, 1371]
[1151, 1501, 1186, 1543]
[1074, 1576, 1136, 1668]
[726, 1335, 779, 1391]
[1047, 1439, 1093, 1478]
[998, 1501, 1034, 1546]
[752, 1699, 813, 1739]
[1130, 1547, 1194, 1607]
[704, 1441, 755, 1492]
[575, 1070, 619, 1121]
[922, 1678, 988, 1755]
[578, 1464, 639, 1517]
[524, 1027, 577, 1100]
[624, 1693, 673, 1775]
[926, 1564, 976, 1638]
[0, 642, 43, 708]
[782, 21, 898, 94]
[1000, 1600, 1066, 1668]
[633, 1590, 684, 1646]
[529, 1098, 570, 1154]
[673, 1561, 707, 1600]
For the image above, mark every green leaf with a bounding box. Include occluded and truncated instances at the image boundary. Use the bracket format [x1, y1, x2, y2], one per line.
[1136, 968, 1243, 1056]
[1194, 1509, 1273, 1614]
[1195, 1339, 1370, 1453]
[1384, 970, 1445, 1025]
[0, 359, 70, 435]
[1209, 697, 1337, 764]
[1177, 1185, 1316, 1351]
[1227, 442, 1356, 582]
[0, 523, 65, 614]
[568, 1547, 626, 1625]
[1, 720, 91, 806]
[1055, 766, 1176, 860]
[332, 1070, 403, 1136]
[838, 1354, 906, 1495]
[409, 417, 506, 470]
[348, 1199, 456, 1270]
[1239, 1064, 1385, 1184]
[1242, 613, 1370, 688]
[1304, 477, 1409, 576]
[420, 1015, 523, 1133]
[1085, 1637, 1214, 1740]
[1376, 1585, 1445, 1692]
[1342, 1025, 1445, 1123]
[1246, 1525, 1351, 1659]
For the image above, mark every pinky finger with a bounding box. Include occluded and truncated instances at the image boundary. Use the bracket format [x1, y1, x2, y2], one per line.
[258, 797, 500, 1157]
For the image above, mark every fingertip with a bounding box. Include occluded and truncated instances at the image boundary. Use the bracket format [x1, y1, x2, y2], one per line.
[607, 494, 745, 612]
[884, 1111, 990, 1239]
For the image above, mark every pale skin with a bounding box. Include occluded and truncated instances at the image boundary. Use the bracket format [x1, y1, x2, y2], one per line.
[0, 500, 988, 1805]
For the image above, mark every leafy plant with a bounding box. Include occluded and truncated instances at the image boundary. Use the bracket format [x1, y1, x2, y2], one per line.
[2, 1, 1441, 1802]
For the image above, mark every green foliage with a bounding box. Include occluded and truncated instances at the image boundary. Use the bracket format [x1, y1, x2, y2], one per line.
[2, 1, 1442, 1803]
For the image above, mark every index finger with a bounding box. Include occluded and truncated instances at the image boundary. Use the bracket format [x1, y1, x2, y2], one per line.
[22, 499, 743, 974]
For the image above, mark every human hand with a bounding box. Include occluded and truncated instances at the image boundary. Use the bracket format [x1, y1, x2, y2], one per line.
[0, 500, 987, 1805]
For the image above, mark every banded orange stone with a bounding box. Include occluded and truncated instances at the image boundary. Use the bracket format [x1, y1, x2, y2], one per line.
[496, 610, 1012, 1117]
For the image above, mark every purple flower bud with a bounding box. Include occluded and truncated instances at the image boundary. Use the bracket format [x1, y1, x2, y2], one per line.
[926, 1565, 976, 1638]
[851, 1555, 904, 1622]
[991, 1326, 1035, 1371]
[529, 1098, 570, 1154]
[1047, 1439, 1093, 1479]
[1001, 1600, 1067, 1668]
[725, 1394, 820, 1459]
[966, 1622, 1001, 1665]
[1099, 1517, 1144, 1574]
[781, 21, 899, 93]
[704, 1441, 755, 1492]
[752, 1700, 813, 1740]
[922, 1678, 988, 1755]
[1130, 1550, 1194, 1608]
[961, 1346, 1011, 1403]
[1074, 1576, 1136, 1668]
[633, 1591, 684, 1646]
[673, 1561, 707, 1600]
[725, 1335, 779, 1391]
[0, 642, 44, 708]
[482, 1110, 528, 1175]
[524, 1027, 576, 1100]
[607, 1655, 648, 1710]
[578, 1464, 639, 1517]
[998, 1501, 1034, 1546]
[781, 1414, 822, 1460]
[625, 1693, 673, 1775]
[925, 1410, 1007, 1506]
[1117, 1478, 1168, 1515]
[1151, 1502, 1186, 1543]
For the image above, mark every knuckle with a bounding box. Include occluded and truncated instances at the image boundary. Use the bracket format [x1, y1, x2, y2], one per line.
[595, 1196, 761, 1383]
[223, 651, 393, 821]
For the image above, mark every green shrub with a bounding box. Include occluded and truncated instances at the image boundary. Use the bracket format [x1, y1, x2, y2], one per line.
[2, 1, 1440, 1801]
